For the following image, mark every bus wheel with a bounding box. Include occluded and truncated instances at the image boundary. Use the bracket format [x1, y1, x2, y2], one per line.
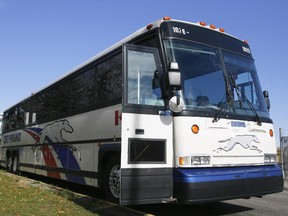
[104, 156, 120, 204]
[6, 153, 13, 173]
[12, 153, 19, 174]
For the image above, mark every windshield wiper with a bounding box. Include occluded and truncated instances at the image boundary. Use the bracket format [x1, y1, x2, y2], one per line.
[228, 71, 262, 126]
[212, 106, 226, 123]
[212, 93, 228, 123]
[212, 70, 234, 123]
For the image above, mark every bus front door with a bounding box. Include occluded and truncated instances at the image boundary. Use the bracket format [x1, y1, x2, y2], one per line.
[120, 44, 174, 205]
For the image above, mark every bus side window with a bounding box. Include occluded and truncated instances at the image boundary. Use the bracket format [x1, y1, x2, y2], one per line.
[32, 113, 37, 124]
[25, 112, 29, 125]
[16, 107, 25, 128]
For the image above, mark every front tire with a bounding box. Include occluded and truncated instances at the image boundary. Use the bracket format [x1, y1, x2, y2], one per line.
[104, 156, 120, 204]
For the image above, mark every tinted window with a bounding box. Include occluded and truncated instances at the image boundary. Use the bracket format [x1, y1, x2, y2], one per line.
[3, 53, 122, 131]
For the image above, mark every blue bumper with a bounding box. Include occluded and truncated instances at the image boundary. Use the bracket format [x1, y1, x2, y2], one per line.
[173, 165, 283, 203]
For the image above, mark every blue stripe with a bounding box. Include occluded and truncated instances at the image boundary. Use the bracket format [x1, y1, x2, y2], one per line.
[174, 165, 283, 183]
[52, 145, 86, 184]
[27, 128, 43, 133]
[45, 135, 86, 184]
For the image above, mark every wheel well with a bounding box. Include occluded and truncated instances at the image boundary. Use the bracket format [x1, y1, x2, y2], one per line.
[5, 149, 19, 173]
[6, 149, 11, 158]
[6, 149, 18, 158]
[99, 151, 120, 188]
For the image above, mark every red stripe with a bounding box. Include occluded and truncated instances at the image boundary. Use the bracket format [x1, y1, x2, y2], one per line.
[42, 145, 61, 178]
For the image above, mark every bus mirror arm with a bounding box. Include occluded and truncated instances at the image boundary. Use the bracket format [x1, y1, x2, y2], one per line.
[159, 110, 172, 116]
[263, 90, 271, 111]
[176, 94, 180, 105]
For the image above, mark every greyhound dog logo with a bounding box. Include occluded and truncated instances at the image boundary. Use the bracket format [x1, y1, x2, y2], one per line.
[24, 120, 85, 183]
[216, 135, 262, 153]
[38, 119, 76, 151]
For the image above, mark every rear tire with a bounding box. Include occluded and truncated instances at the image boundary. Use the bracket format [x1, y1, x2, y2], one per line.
[12, 153, 19, 174]
[104, 156, 120, 204]
[6, 152, 13, 173]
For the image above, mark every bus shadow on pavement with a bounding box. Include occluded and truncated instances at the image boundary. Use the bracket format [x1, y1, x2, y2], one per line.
[131, 201, 253, 216]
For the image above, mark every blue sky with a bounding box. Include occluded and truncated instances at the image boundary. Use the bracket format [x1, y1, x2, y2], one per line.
[0, 0, 287, 145]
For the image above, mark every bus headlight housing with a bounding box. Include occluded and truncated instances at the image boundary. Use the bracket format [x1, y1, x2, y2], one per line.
[178, 155, 211, 167]
[264, 154, 277, 164]
[191, 156, 211, 166]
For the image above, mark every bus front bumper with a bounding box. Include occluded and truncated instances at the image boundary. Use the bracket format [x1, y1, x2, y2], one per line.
[173, 165, 283, 203]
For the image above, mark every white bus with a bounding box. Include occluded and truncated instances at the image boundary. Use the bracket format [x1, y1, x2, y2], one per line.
[0, 17, 283, 205]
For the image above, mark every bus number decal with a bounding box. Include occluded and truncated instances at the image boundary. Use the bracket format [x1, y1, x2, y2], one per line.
[172, 26, 189, 35]
[242, 46, 251, 54]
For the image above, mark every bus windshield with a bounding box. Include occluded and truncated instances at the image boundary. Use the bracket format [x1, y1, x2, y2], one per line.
[164, 39, 269, 119]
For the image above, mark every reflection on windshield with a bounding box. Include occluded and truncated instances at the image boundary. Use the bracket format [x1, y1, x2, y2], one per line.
[223, 52, 268, 118]
[164, 40, 269, 119]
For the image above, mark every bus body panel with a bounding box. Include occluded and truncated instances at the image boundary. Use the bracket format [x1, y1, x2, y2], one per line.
[120, 112, 174, 205]
[1, 104, 122, 186]
[173, 117, 277, 167]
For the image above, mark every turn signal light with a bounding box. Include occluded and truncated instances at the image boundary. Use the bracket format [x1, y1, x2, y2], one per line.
[179, 156, 190, 166]
[191, 124, 199, 134]
[269, 129, 274, 137]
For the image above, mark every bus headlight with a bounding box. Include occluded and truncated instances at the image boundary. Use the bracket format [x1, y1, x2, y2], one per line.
[264, 154, 277, 164]
[191, 156, 210, 166]
[178, 155, 211, 166]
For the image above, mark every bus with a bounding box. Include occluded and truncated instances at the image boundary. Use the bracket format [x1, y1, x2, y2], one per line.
[0, 17, 283, 205]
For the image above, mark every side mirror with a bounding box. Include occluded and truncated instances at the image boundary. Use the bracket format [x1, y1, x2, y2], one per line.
[169, 95, 184, 113]
[263, 90, 271, 111]
[168, 62, 181, 90]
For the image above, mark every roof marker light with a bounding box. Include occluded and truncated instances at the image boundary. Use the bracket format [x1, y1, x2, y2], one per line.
[219, 27, 225, 33]
[210, 24, 216, 29]
[199, 21, 206, 26]
[146, 23, 153, 30]
[163, 16, 171, 20]
[243, 40, 249, 44]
